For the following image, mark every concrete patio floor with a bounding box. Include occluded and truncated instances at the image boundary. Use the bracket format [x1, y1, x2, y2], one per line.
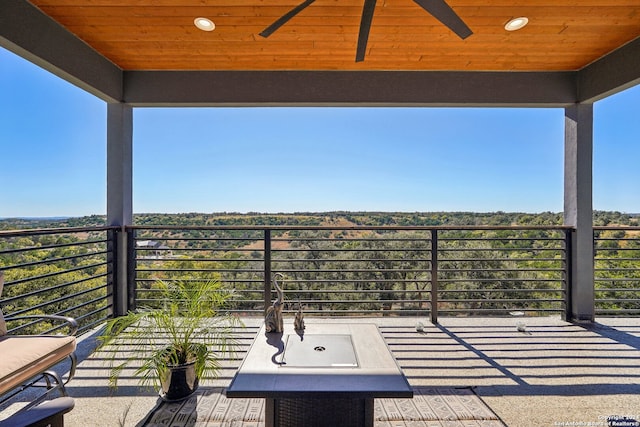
[4, 316, 640, 426]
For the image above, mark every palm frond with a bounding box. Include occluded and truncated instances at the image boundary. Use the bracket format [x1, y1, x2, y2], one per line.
[98, 279, 242, 391]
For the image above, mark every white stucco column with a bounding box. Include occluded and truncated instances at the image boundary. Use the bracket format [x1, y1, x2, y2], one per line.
[107, 103, 133, 315]
[564, 103, 595, 322]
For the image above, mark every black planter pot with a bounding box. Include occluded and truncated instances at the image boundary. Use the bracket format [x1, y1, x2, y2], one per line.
[159, 360, 199, 401]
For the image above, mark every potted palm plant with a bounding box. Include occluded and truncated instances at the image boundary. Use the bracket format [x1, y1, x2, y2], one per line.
[98, 279, 240, 401]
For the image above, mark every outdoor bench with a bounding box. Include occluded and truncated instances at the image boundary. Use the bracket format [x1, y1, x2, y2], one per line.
[0, 272, 78, 426]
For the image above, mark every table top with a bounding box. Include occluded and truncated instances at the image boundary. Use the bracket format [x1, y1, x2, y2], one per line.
[226, 322, 413, 399]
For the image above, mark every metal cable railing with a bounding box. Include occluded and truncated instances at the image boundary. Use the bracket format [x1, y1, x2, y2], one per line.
[3, 224, 638, 331]
[0, 226, 114, 335]
[594, 226, 640, 315]
[130, 225, 572, 321]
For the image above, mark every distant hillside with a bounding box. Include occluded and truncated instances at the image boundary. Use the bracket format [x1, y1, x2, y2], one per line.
[1, 210, 638, 231]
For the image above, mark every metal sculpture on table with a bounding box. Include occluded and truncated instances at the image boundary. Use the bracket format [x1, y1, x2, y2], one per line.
[265, 273, 284, 333]
[294, 300, 305, 332]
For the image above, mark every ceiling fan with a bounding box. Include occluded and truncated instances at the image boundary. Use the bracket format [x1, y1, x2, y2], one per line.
[259, 0, 472, 62]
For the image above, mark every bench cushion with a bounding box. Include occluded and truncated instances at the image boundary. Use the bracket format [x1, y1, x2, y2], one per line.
[0, 335, 76, 395]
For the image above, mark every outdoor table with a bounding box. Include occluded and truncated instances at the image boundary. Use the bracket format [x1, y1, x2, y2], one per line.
[226, 322, 413, 427]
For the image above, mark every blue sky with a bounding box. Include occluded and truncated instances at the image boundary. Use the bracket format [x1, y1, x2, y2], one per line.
[1, 47, 639, 217]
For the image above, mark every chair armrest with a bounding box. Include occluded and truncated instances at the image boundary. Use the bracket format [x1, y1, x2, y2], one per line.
[4, 315, 78, 336]
[0, 396, 75, 427]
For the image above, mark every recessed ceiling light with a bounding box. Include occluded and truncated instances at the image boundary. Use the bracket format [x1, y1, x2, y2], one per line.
[194, 17, 215, 32]
[505, 17, 528, 31]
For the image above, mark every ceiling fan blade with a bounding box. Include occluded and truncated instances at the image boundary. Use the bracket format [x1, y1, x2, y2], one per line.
[413, 0, 472, 39]
[260, 0, 316, 38]
[356, 0, 377, 62]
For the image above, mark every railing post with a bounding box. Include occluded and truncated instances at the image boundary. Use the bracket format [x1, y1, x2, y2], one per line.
[107, 228, 116, 318]
[264, 229, 272, 315]
[563, 228, 574, 321]
[109, 227, 131, 317]
[107, 228, 126, 317]
[430, 229, 439, 324]
[127, 228, 137, 312]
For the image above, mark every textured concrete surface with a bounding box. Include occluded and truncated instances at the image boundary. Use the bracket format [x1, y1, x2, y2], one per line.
[2, 316, 640, 427]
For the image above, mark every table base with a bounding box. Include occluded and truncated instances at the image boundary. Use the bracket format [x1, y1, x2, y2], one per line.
[266, 397, 374, 427]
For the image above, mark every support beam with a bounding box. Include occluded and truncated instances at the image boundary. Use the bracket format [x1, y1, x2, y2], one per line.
[107, 104, 133, 227]
[578, 36, 640, 103]
[564, 104, 595, 322]
[0, 1, 123, 103]
[123, 70, 577, 107]
[107, 103, 133, 316]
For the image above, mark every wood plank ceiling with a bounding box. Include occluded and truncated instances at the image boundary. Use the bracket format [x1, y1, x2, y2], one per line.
[29, 0, 640, 72]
